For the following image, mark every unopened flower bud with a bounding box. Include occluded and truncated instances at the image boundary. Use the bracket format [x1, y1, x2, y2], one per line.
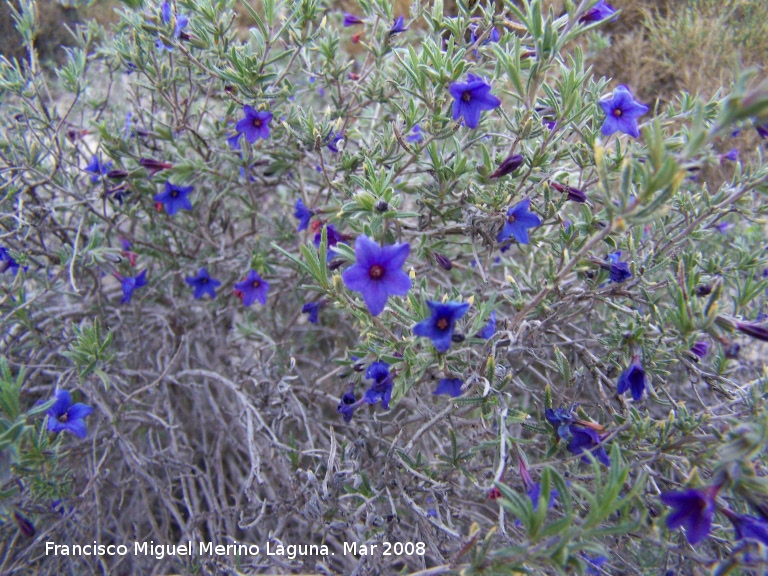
[551, 181, 586, 203]
[489, 154, 524, 178]
[434, 253, 453, 270]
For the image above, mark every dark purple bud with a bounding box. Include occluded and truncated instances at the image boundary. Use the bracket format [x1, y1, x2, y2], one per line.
[756, 123, 768, 140]
[139, 158, 173, 175]
[13, 511, 35, 538]
[736, 321, 768, 342]
[695, 284, 712, 297]
[551, 181, 587, 203]
[724, 343, 740, 359]
[451, 333, 465, 343]
[690, 341, 710, 360]
[375, 200, 389, 212]
[489, 154, 524, 178]
[434, 253, 453, 271]
[343, 12, 364, 26]
[106, 169, 129, 180]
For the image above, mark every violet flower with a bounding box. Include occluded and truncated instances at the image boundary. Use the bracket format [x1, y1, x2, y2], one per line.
[660, 486, 719, 546]
[579, 0, 616, 24]
[46, 390, 94, 438]
[341, 235, 411, 316]
[616, 360, 647, 401]
[185, 267, 221, 300]
[234, 270, 270, 306]
[413, 301, 470, 353]
[389, 15, 408, 35]
[153, 181, 193, 215]
[449, 74, 501, 129]
[496, 199, 542, 245]
[236, 105, 273, 143]
[599, 85, 649, 138]
[433, 378, 463, 397]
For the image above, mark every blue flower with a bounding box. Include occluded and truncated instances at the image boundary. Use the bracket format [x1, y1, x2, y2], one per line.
[114, 270, 148, 304]
[0, 247, 21, 275]
[599, 85, 649, 138]
[545, 407, 576, 441]
[363, 361, 394, 409]
[389, 15, 408, 35]
[527, 482, 559, 511]
[567, 427, 610, 466]
[579, 0, 616, 23]
[342, 235, 411, 316]
[227, 132, 242, 150]
[603, 251, 632, 283]
[313, 224, 343, 258]
[185, 267, 221, 300]
[153, 181, 193, 215]
[294, 199, 313, 231]
[236, 105, 273, 143]
[475, 310, 496, 339]
[616, 360, 647, 401]
[723, 510, 768, 545]
[46, 390, 94, 438]
[496, 199, 542, 244]
[337, 383, 358, 422]
[301, 301, 322, 323]
[406, 124, 423, 143]
[160, 1, 172, 23]
[234, 270, 270, 306]
[719, 148, 739, 162]
[84, 155, 112, 183]
[449, 74, 501, 129]
[156, 3, 189, 51]
[433, 378, 463, 397]
[413, 301, 470, 353]
[581, 553, 608, 575]
[470, 25, 500, 45]
[660, 486, 719, 546]
[325, 131, 344, 153]
[757, 122, 768, 140]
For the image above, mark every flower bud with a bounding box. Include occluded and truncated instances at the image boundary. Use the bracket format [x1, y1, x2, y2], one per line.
[13, 511, 35, 538]
[106, 169, 129, 180]
[551, 181, 586, 203]
[434, 253, 452, 270]
[489, 154, 524, 179]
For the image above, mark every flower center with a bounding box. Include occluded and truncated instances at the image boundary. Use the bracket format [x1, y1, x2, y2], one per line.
[462, 91, 472, 102]
[613, 108, 622, 117]
[58, 413, 69, 423]
[369, 265, 384, 279]
[252, 280, 261, 288]
[253, 118, 262, 128]
[201, 278, 208, 284]
[507, 214, 516, 224]
[170, 190, 178, 198]
[436, 317, 449, 330]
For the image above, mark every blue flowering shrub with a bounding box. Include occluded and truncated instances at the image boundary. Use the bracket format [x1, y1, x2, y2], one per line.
[1, 0, 768, 573]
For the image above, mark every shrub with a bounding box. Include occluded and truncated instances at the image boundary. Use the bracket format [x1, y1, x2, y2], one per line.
[1, 0, 767, 573]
